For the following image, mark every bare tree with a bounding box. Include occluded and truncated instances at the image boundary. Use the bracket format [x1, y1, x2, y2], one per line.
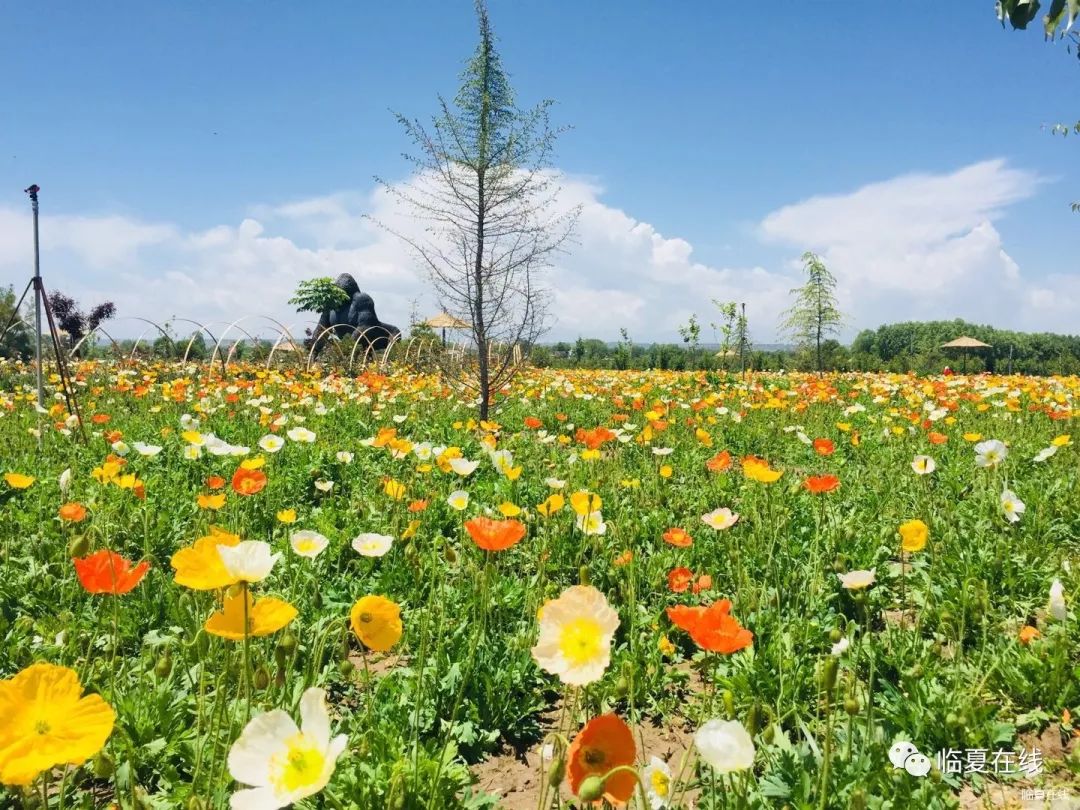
[374, 0, 579, 419]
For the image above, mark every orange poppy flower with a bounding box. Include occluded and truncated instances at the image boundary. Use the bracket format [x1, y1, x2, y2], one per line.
[464, 517, 526, 552]
[575, 426, 617, 450]
[58, 502, 87, 523]
[668, 599, 753, 654]
[103, 430, 123, 444]
[666, 604, 705, 633]
[1018, 625, 1040, 645]
[667, 567, 693, 593]
[804, 474, 840, 494]
[207, 475, 226, 490]
[74, 550, 150, 595]
[662, 527, 693, 548]
[928, 431, 948, 445]
[408, 499, 429, 513]
[813, 438, 835, 456]
[692, 574, 713, 594]
[567, 714, 637, 804]
[91, 413, 111, 425]
[706, 450, 732, 473]
[231, 467, 267, 496]
[523, 416, 543, 429]
[613, 550, 633, 567]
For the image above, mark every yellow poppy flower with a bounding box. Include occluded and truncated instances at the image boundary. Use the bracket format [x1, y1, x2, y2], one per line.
[659, 465, 673, 478]
[181, 430, 204, 445]
[581, 449, 601, 461]
[240, 456, 266, 470]
[899, 519, 928, 553]
[276, 509, 297, 524]
[1051, 434, 1072, 447]
[197, 493, 227, 510]
[0, 663, 115, 786]
[383, 479, 406, 500]
[3, 473, 34, 490]
[570, 491, 602, 516]
[171, 529, 242, 590]
[350, 595, 402, 652]
[204, 590, 297, 640]
[498, 502, 522, 517]
[537, 494, 565, 517]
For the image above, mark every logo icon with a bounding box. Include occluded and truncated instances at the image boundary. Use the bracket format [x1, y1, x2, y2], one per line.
[889, 741, 931, 777]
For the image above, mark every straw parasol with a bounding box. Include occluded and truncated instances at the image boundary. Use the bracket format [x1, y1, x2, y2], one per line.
[424, 312, 470, 346]
[941, 335, 991, 373]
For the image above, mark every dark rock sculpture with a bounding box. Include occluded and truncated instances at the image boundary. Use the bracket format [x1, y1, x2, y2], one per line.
[311, 273, 400, 356]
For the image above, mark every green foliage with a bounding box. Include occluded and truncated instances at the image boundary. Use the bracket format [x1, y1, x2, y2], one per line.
[289, 277, 351, 314]
[781, 252, 844, 373]
[0, 285, 33, 360]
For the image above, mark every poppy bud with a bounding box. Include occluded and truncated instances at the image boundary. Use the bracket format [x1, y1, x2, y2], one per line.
[844, 696, 860, 715]
[444, 545, 458, 564]
[253, 666, 271, 690]
[93, 751, 115, 778]
[577, 775, 606, 801]
[154, 653, 172, 679]
[821, 657, 839, 694]
[578, 565, 590, 586]
[614, 675, 629, 698]
[907, 664, 923, 678]
[828, 628, 843, 644]
[338, 659, 355, 679]
[274, 645, 288, 668]
[547, 753, 566, 788]
[722, 688, 735, 719]
[747, 702, 762, 734]
[849, 789, 867, 809]
[278, 632, 298, 655]
[68, 535, 90, 557]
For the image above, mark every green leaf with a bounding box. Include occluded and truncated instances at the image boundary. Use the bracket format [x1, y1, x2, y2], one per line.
[1044, 0, 1067, 34]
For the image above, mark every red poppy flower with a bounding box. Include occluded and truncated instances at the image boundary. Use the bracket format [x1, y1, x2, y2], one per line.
[231, 468, 267, 496]
[464, 517, 526, 552]
[804, 474, 840, 494]
[662, 527, 693, 548]
[813, 438, 835, 456]
[575, 426, 617, 450]
[74, 550, 150, 595]
[523, 416, 543, 429]
[667, 567, 694, 593]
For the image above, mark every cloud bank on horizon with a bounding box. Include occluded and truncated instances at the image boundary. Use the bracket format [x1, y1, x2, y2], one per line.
[0, 158, 1073, 344]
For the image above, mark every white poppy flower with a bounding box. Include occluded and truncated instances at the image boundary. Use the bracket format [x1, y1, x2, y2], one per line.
[227, 687, 348, 809]
[336, 451, 354, 464]
[449, 457, 479, 476]
[701, 507, 739, 531]
[217, 541, 281, 583]
[447, 490, 470, 511]
[575, 510, 607, 536]
[110, 440, 130, 457]
[1032, 445, 1057, 463]
[1049, 579, 1067, 621]
[258, 435, 285, 453]
[1000, 489, 1025, 524]
[642, 756, 673, 808]
[695, 719, 755, 773]
[287, 427, 316, 444]
[183, 445, 202, 460]
[837, 569, 876, 590]
[530, 585, 619, 686]
[974, 439, 1007, 468]
[132, 442, 162, 457]
[290, 531, 329, 559]
[314, 479, 334, 493]
[58, 468, 72, 495]
[545, 478, 566, 489]
[830, 636, 850, 656]
[351, 533, 393, 558]
[911, 455, 935, 475]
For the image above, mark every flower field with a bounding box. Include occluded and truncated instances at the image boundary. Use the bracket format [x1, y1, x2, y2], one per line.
[0, 361, 1077, 808]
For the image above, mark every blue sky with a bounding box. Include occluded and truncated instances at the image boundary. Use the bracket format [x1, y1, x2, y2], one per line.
[1, 2, 1077, 342]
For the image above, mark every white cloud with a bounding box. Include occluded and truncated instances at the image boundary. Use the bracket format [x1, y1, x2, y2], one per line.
[0, 158, 1071, 345]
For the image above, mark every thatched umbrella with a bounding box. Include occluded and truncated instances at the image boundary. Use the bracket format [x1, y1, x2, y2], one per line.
[941, 335, 991, 373]
[424, 312, 470, 346]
